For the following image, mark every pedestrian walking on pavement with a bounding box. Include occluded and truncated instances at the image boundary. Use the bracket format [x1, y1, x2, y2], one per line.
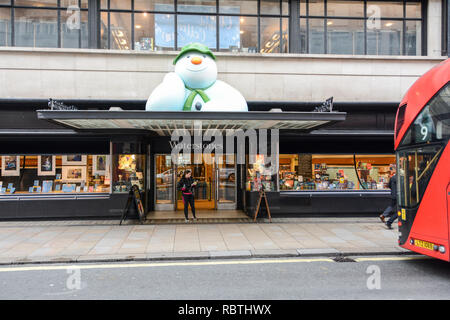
[177, 169, 198, 223]
[379, 173, 398, 229]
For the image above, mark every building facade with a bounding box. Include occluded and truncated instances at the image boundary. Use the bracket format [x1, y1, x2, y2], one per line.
[0, 0, 448, 219]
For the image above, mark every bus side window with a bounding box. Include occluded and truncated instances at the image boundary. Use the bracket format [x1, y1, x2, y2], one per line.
[436, 121, 442, 139]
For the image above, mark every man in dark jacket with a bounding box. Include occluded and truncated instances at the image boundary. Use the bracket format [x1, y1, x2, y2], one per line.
[379, 173, 397, 229]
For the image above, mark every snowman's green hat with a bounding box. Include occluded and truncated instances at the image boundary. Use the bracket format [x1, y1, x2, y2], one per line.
[173, 43, 216, 65]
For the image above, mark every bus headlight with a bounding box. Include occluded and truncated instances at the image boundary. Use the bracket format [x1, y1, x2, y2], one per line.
[439, 246, 446, 254]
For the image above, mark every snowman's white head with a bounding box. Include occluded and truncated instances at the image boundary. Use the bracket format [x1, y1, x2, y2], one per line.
[174, 51, 217, 89]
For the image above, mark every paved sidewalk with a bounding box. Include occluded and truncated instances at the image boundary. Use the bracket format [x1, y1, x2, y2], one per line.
[0, 218, 408, 265]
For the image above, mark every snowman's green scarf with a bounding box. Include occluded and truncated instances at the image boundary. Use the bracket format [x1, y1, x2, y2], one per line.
[183, 82, 215, 111]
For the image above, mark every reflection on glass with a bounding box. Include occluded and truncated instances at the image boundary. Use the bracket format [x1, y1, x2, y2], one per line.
[299, 0, 421, 56]
[327, 19, 364, 54]
[155, 155, 174, 204]
[135, 13, 175, 51]
[299, 17, 307, 53]
[14, 0, 57, 7]
[260, 17, 281, 53]
[300, 0, 307, 16]
[135, 0, 175, 11]
[14, 9, 58, 48]
[0, 8, 11, 46]
[178, 0, 216, 13]
[219, 0, 257, 14]
[80, 10, 88, 48]
[309, 18, 324, 53]
[405, 20, 421, 56]
[406, 1, 421, 18]
[309, 0, 324, 16]
[109, 0, 131, 10]
[60, 9, 88, 48]
[327, 0, 364, 17]
[260, 0, 280, 15]
[220, 16, 257, 52]
[61, 0, 88, 8]
[218, 155, 236, 203]
[282, 0, 289, 15]
[177, 14, 216, 49]
[281, 17, 288, 52]
[110, 12, 132, 50]
[100, 11, 108, 49]
[366, 1, 403, 18]
[400, 84, 450, 147]
[367, 20, 401, 55]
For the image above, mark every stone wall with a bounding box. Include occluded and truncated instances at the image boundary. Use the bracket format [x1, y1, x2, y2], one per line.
[0, 47, 445, 103]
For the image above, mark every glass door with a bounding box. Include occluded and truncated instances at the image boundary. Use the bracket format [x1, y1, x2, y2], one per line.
[156, 153, 237, 211]
[154, 154, 176, 211]
[216, 155, 237, 210]
[176, 153, 216, 210]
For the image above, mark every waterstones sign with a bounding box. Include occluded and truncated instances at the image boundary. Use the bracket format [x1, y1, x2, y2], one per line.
[168, 141, 224, 152]
[170, 128, 279, 173]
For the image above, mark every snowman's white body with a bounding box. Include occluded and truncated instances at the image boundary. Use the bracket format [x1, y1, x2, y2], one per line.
[146, 52, 248, 112]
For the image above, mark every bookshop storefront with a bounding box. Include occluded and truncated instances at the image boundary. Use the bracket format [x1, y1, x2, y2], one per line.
[0, 133, 149, 219]
[151, 148, 397, 216]
[0, 108, 396, 219]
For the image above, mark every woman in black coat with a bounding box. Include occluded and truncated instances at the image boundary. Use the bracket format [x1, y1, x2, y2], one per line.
[177, 169, 198, 222]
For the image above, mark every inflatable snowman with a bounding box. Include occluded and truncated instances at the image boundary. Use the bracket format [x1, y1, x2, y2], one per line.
[146, 43, 248, 112]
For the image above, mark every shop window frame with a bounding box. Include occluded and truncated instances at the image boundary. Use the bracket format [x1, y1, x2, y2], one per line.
[99, 0, 290, 53]
[0, 0, 427, 55]
[277, 153, 397, 192]
[0, 0, 89, 48]
[0, 153, 112, 195]
[298, 0, 425, 55]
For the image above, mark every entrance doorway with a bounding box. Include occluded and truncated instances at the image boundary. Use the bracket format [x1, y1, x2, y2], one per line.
[176, 153, 215, 210]
[154, 154, 237, 211]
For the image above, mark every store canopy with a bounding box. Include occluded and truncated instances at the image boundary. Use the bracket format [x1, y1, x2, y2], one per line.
[36, 110, 346, 136]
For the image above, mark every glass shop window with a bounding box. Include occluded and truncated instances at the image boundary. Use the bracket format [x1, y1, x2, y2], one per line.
[112, 154, 145, 193]
[246, 154, 276, 191]
[14, 8, 58, 48]
[278, 154, 396, 191]
[109, 11, 132, 50]
[0, 8, 11, 47]
[155, 154, 174, 204]
[177, 14, 217, 49]
[134, 12, 175, 51]
[219, 16, 258, 53]
[0, 155, 111, 194]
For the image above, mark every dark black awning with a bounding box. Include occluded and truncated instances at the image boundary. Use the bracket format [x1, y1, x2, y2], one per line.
[37, 110, 346, 136]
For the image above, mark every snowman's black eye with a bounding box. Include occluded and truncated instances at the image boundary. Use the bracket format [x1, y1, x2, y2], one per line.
[187, 55, 190, 58]
[203, 55, 206, 58]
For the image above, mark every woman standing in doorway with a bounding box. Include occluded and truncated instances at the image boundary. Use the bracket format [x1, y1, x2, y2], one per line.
[177, 169, 198, 223]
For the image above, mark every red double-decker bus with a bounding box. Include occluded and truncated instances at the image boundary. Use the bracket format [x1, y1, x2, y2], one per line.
[394, 58, 450, 261]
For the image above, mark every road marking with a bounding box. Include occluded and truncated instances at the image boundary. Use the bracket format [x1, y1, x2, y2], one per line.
[0, 257, 334, 273]
[0, 255, 430, 273]
[354, 256, 428, 262]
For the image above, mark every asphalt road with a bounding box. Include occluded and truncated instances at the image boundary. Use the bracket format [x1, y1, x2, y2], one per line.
[0, 255, 449, 300]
